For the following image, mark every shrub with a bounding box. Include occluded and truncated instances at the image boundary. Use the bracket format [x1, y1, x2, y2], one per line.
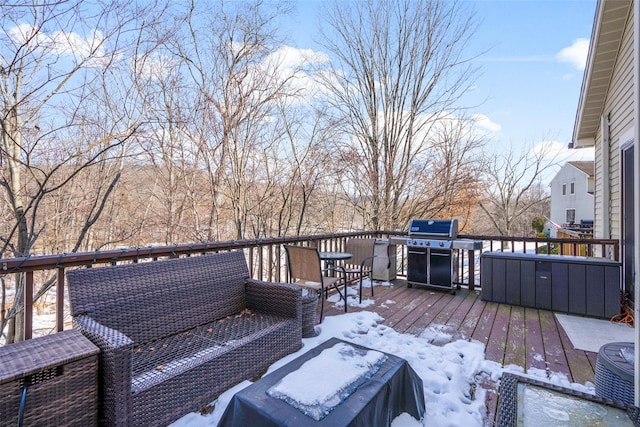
[537, 243, 558, 255]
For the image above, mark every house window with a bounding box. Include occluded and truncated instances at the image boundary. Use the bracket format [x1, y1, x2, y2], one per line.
[562, 184, 566, 195]
[566, 209, 576, 224]
[570, 182, 575, 194]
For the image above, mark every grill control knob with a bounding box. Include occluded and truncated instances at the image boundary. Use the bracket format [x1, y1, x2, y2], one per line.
[439, 241, 444, 247]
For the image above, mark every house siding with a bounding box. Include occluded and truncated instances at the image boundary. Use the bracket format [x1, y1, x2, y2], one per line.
[594, 138, 603, 238]
[593, 4, 634, 240]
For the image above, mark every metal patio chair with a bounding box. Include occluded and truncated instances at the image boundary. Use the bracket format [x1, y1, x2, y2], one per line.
[284, 245, 348, 322]
[343, 238, 376, 303]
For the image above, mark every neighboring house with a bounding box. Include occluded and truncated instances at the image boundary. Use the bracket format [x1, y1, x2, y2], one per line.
[549, 161, 595, 237]
[572, 0, 638, 310]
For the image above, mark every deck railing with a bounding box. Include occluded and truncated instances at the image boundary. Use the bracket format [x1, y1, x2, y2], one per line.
[0, 232, 619, 342]
[465, 234, 619, 260]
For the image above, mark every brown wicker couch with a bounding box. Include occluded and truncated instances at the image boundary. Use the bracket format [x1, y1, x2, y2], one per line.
[67, 251, 302, 426]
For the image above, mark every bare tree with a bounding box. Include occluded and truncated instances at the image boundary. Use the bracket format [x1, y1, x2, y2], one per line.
[0, 0, 154, 342]
[158, 1, 299, 241]
[264, 100, 337, 236]
[401, 114, 486, 228]
[318, 0, 480, 230]
[134, 44, 200, 244]
[477, 142, 557, 236]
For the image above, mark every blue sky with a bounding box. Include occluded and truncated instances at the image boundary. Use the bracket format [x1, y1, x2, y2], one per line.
[286, 0, 597, 165]
[464, 0, 596, 148]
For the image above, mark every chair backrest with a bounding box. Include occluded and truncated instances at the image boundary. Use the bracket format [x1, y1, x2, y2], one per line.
[345, 238, 376, 268]
[284, 245, 323, 283]
[67, 251, 250, 344]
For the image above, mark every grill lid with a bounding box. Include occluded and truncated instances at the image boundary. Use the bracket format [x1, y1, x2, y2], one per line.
[408, 218, 458, 239]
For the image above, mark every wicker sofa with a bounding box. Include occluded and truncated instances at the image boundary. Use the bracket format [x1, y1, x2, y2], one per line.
[67, 251, 302, 426]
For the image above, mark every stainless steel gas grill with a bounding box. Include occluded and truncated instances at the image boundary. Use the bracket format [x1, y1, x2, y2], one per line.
[390, 219, 482, 293]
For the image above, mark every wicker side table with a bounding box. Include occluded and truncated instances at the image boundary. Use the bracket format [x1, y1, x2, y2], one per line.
[301, 289, 319, 337]
[595, 341, 635, 406]
[0, 329, 99, 427]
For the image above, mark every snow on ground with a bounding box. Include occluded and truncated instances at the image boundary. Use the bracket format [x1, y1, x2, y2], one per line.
[169, 280, 595, 427]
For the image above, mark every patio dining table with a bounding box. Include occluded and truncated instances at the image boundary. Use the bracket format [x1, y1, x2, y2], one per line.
[318, 251, 352, 264]
[319, 251, 352, 276]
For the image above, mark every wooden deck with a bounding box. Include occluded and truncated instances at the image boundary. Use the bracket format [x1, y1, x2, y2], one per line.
[318, 279, 598, 426]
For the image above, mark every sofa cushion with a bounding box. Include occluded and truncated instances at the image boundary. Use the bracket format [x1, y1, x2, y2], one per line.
[68, 251, 250, 344]
[130, 311, 292, 393]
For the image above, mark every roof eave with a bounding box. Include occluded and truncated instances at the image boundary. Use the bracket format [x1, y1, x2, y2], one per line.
[572, 0, 604, 147]
[571, 0, 632, 148]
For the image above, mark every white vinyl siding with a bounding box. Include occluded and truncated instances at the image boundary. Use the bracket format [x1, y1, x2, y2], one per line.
[593, 5, 634, 240]
[594, 135, 603, 238]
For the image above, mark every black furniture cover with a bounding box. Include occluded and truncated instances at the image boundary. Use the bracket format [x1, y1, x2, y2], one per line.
[219, 337, 425, 426]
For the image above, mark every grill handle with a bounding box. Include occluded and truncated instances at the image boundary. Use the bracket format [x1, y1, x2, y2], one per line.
[408, 249, 427, 255]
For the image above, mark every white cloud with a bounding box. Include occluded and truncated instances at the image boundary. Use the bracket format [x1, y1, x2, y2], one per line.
[9, 23, 107, 66]
[51, 29, 105, 58]
[472, 113, 501, 133]
[268, 45, 329, 71]
[9, 23, 39, 45]
[556, 38, 589, 71]
[531, 140, 564, 158]
[136, 53, 179, 81]
[262, 45, 331, 101]
[531, 140, 595, 182]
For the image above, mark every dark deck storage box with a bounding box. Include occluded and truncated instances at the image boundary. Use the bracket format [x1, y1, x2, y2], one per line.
[0, 329, 99, 427]
[481, 252, 621, 318]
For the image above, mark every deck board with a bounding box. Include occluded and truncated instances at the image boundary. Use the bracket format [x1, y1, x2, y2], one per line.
[586, 351, 598, 371]
[382, 287, 431, 329]
[360, 283, 410, 321]
[538, 309, 572, 378]
[391, 290, 444, 334]
[524, 307, 547, 372]
[447, 290, 479, 330]
[431, 290, 467, 326]
[555, 314, 596, 384]
[405, 291, 466, 343]
[485, 303, 511, 366]
[471, 301, 499, 346]
[318, 279, 598, 426]
[404, 291, 453, 336]
[458, 294, 488, 340]
[503, 305, 525, 368]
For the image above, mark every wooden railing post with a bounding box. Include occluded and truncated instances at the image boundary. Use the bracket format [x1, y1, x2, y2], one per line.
[24, 271, 33, 341]
[57, 268, 65, 332]
[468, 250, 475, 291]
[275, 244, 282, 283]
[248, 247, 254, 277]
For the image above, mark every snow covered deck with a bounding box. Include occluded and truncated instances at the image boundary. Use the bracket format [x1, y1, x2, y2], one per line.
[320, 279, 600, 426]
